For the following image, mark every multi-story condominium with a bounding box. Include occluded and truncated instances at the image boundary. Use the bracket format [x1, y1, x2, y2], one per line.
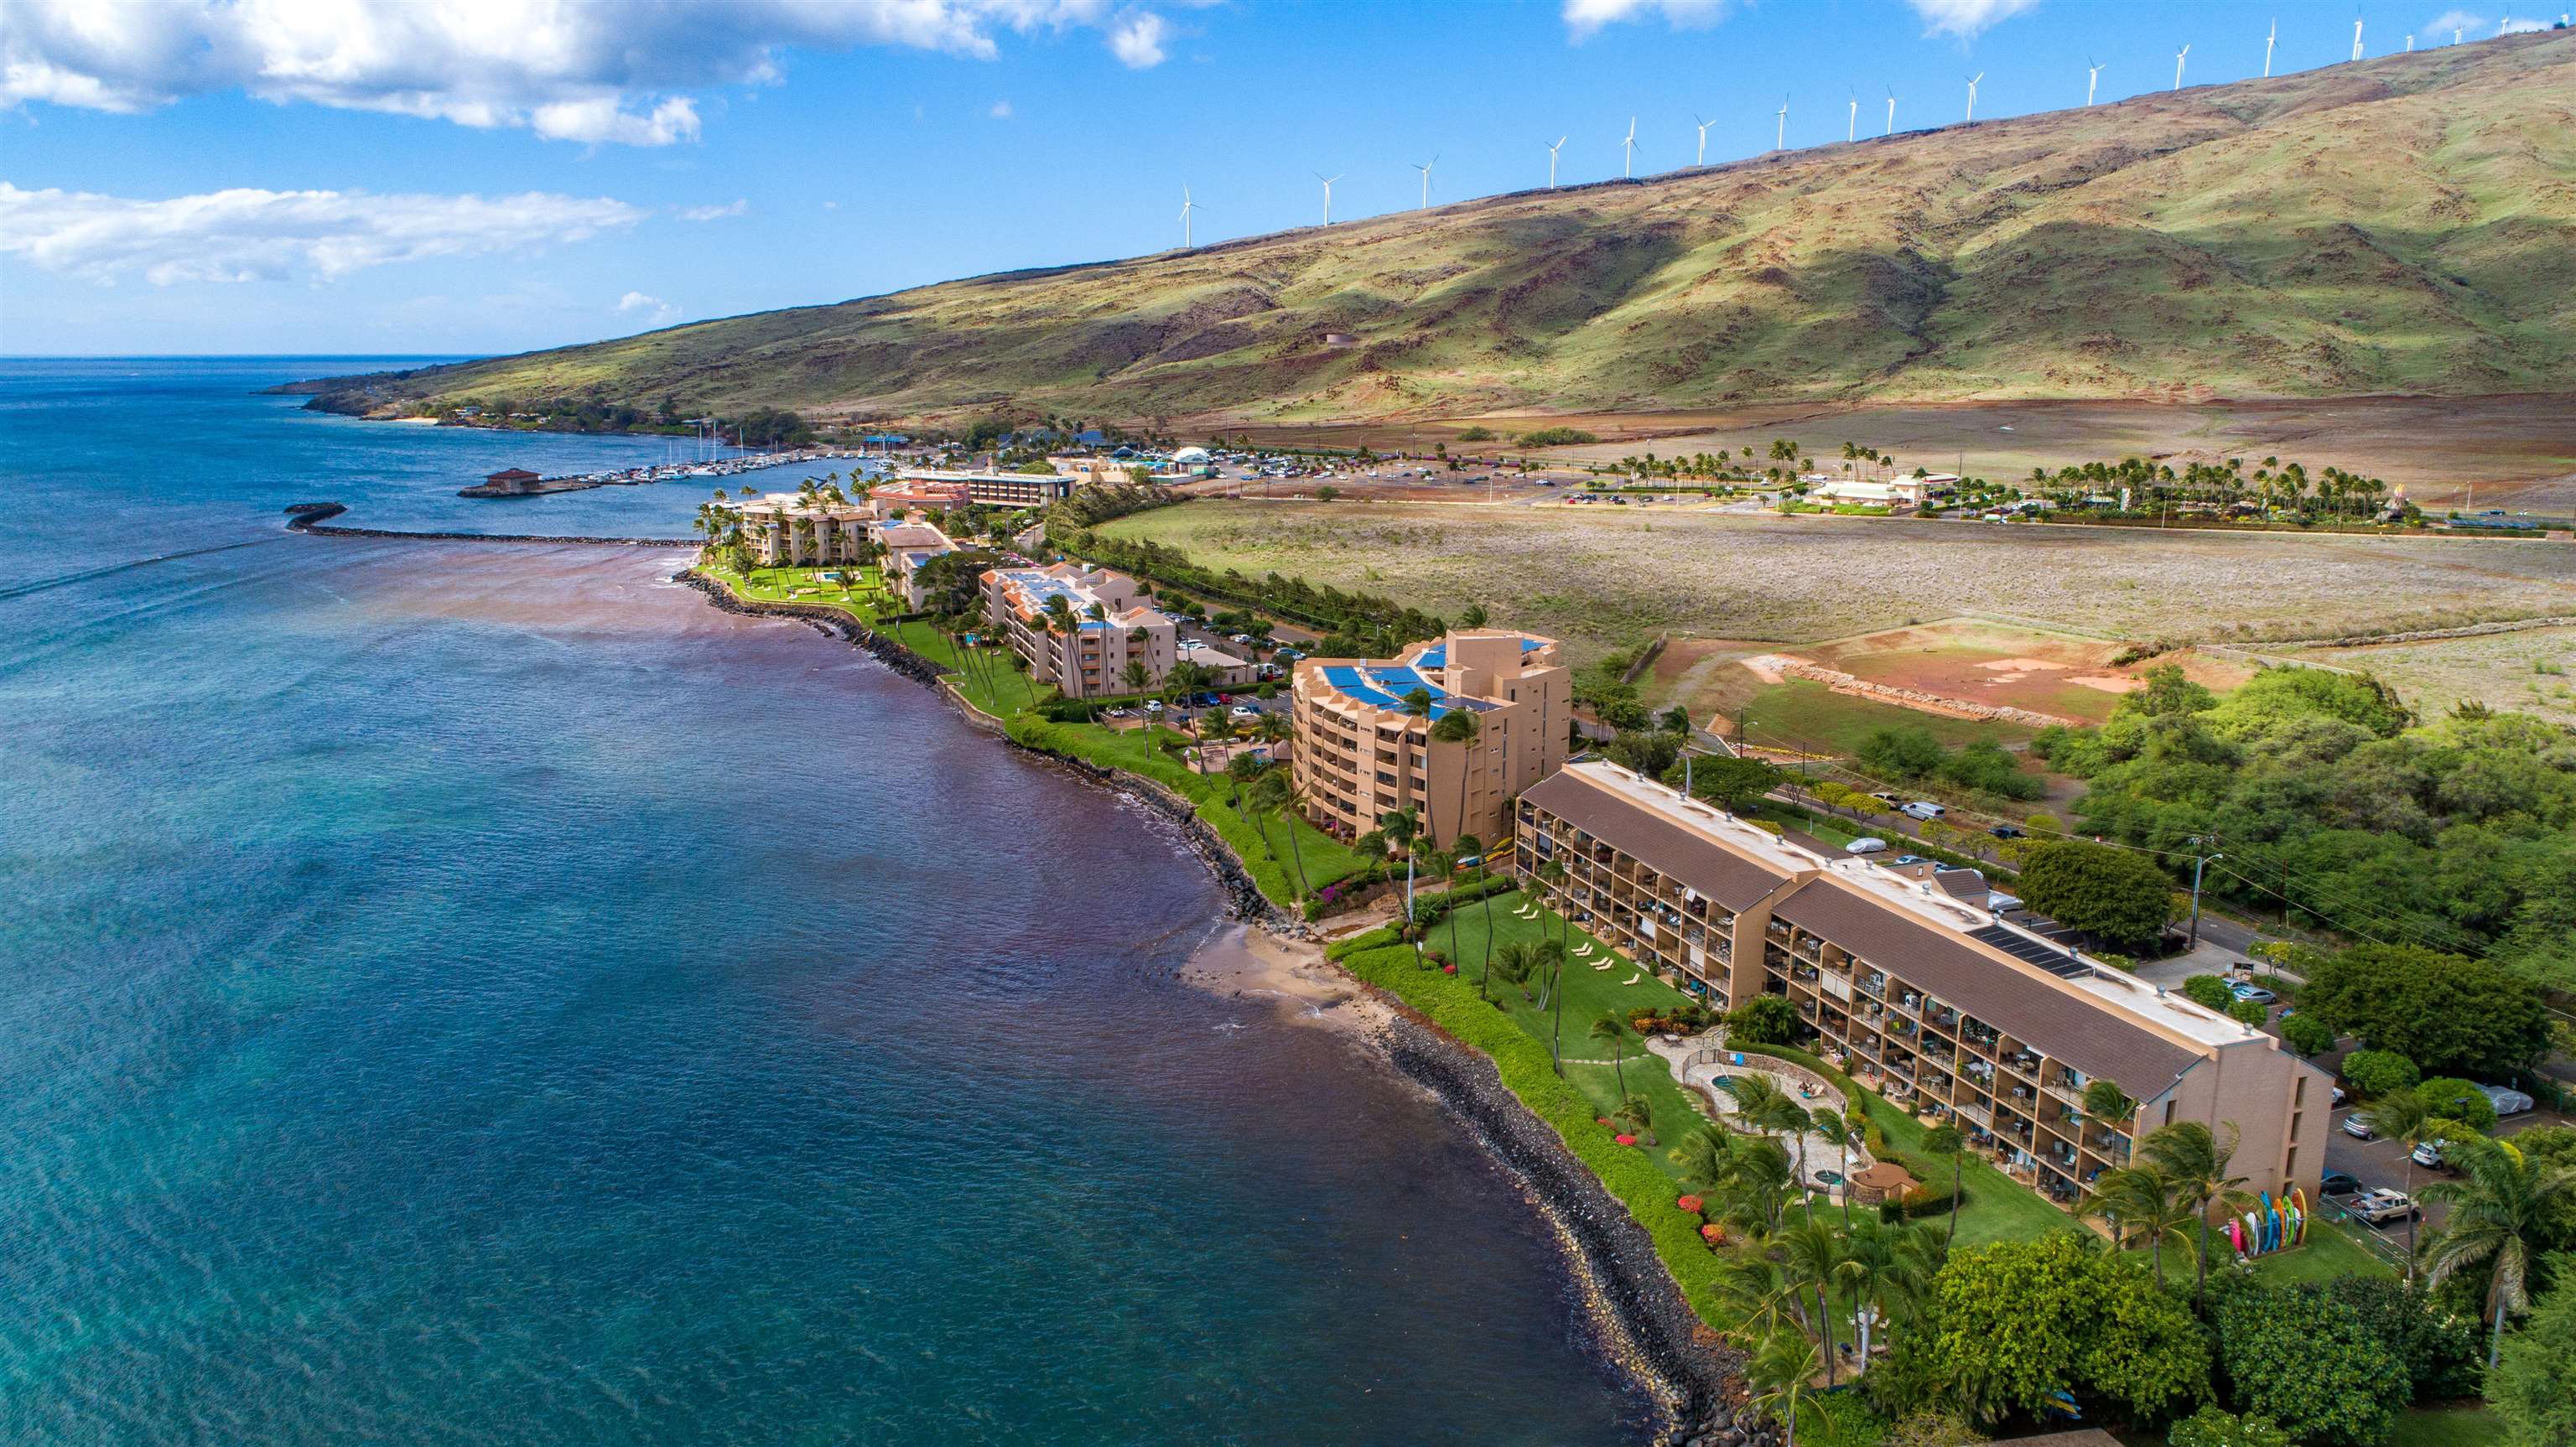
[867, 478, 974, 516]
[733, 493, 875, 565]
[1514, 760, 2329, 1207]
[979, 563, 1177, 698]
[877, 520, 958, 609]
[891, 469, 1077, 508]
[1292, 630, 1570, 848]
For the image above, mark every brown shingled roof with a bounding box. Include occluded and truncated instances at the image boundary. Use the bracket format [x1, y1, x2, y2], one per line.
[1771, 879, 2199, 1099]
[1522, 770, 1789, 911]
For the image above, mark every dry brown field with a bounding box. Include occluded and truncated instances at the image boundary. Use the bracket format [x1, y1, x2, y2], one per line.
[1230, 395, 2576, 512]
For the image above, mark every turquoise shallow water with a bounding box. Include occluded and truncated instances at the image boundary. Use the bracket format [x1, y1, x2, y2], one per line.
[0, 360, 1647, 1445]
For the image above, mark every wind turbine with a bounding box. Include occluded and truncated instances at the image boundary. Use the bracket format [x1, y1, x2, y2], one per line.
[1178, 185, 1200, 248]
[1622, 117, 1638, 178]
[2264, 18, 2277, 76]
[1846, 91, 1858, 143]
[1965, 71, 1983, 122]
[2406, 34, 2414, 50]
[1884, 85, 1898, 136]
[2453, 23, 2463, 43]
[2173, 44, 2189, 92]
[1545, 135, 1567, 189]
[1314, 172, 1342, 226]
[2085, 55, 2102, 106]
[2351, 16, 2365, 60]
[1411, 156, 1436, 210]
[1774, 95, 1789, 152]
[1694, 113, 1715, 166]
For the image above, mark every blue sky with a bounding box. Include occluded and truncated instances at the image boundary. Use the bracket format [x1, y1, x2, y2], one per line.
[1, 0, 2554, 356]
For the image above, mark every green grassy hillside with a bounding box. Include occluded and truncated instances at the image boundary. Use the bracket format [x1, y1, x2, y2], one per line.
[300, 32, 2576, 426]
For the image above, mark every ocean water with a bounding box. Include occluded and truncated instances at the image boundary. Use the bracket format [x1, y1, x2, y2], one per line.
[0, 360, 1647, 1445]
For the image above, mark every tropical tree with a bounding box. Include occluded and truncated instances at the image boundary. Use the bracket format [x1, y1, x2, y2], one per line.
[1399, 686, 1437, 838]
[1711, 1247, 1797, 1344]
[2138, 1120, 2254, 1307]
[1490, 940, 1542, 1002]
[2360, 1090, 2434, 1278]
[2417, 1138, 2576, 1368]
[1590, 1014, 1633, 1098]
[1613, 1094, 1659, 1148]
[1247, 769, 1309, 897]
[1670, 1122, 1738, 1196]
[1449, 829, 1498, 989]
[2085, 1164, 2196, 1289]
[1779, 1216, 1848, 1384]
[1745, 1329, 1826, 1447]
[1536, 858, 1572, 1071]
[1814, 1109, 1856, 1228]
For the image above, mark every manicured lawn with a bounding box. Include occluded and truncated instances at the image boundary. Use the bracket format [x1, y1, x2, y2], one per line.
[1856, 1090, 2080, 1249]
[2383, 1405, 2503, 1447]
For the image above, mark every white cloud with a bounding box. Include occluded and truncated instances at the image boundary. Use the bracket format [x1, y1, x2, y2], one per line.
[1904, 0, 2044, 39]
[0, 181, 642, 285]
[1107, 12, 1169, 67]
[678, 199, 749, 221]
[989, 98, 1013, 117]
[2425, 9, 2485, 33]
[1562, 0, 1732, 41]
[616, 290, 679, 324]
[0, 0, 1171, 143]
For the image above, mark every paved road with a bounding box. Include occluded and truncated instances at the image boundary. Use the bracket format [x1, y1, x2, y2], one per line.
[2324, 1100, 2568, 1241]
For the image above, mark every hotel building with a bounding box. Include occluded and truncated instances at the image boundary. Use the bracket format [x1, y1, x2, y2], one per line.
[892, 469, 1077, 508]
[1291, 630, 1570, 848]
[878, 519, 958, 609]
[1514, 760, 2329, 1206]
[733, 493, 874, 566]
[980, 563, 1177, 698]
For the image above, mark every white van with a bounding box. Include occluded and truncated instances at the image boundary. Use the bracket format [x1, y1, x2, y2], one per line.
[1900, 801, 1947, 822]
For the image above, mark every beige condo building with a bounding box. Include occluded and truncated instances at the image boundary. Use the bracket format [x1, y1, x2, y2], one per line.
[734, 492, 874, 566]
[1291, 630, 1570, 849]
[980, 563, 1176, 698]
[1514, 760, 2329, 1208]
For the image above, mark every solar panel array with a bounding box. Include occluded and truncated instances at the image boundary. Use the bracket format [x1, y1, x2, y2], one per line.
[1970, 924, 2092, 978]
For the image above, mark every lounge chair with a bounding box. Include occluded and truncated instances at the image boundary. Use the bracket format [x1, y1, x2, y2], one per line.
[1621, 973, 1642, 986]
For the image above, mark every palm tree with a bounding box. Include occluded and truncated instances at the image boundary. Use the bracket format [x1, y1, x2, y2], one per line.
[1378, 806, 1424, 967]
[1921, 1123, 1966, 1241]
[2082, 1080, 2138, 1157]
[1590, 1014, 1632, 1099]
[1779, 1216, 1847, 1385]
[1711, 1250, 1797, 1345]
[1535, 858, 1571, 1071]
[2085, 1164, 2194, 1289]
[1670, 1121, 1737, 1195]
[1746, 1329, 1826, 1446]
[1448, 829, 1498, 990]
[1431, 707, 1481, 853]
[1490, 940, 1541, 1002]
[1249, 770, 1310, 899]
[1813, 1110, 1856, 1228]
[1834, 1216, 1929, 1362]
[2362, 1090, 2433, 1280]
[1613, 1095, 1659, 1148]
[2137, 1120, 2253, 1308]
[1399, 686, 1437, 839]
[2418, 1139, 2576, 1368]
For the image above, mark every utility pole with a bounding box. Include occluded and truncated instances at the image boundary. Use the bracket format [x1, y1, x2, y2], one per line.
[2187, 835, 2224, 949]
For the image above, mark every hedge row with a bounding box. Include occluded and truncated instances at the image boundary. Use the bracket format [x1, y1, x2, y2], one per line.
[1332, 938, 1732, 1334]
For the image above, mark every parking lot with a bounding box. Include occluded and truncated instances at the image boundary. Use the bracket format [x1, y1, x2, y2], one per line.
[2323, 1096, 2568, 1238]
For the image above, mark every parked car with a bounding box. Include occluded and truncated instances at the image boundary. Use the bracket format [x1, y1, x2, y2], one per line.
[1229, 633, 1254, 645]
[2342, 1115, 2376, 1141]
[1104, 708, 1131, 718]
[2231, 984, 2278, 1006]
[1228, 706, 1260, 721]
[1143, 700, 1164, 713]
[1892, 854, 1929, 867]
[1273, 648, 1304, 661]
[2350, 1189, 2420, 1226]
[2319, 1170, 2364, 1198]
[2478, 1084, 2537, 1117]
[2411, 1139, 2450, 1170]
[1846, 837, 1890, 856]
[1988, 824, 2027, 839]
[1870, 791, 1902, 806]
[1900, 801, 1947, 821]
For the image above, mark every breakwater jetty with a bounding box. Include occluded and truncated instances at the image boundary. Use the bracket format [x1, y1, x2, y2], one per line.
[283, 502, 693, 547]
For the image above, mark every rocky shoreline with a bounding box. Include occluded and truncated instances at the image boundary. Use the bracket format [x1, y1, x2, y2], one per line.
[667, 565, 1757, 1447]
[283, 501, 693, 547]
[1374, 1009, 1768, 1447]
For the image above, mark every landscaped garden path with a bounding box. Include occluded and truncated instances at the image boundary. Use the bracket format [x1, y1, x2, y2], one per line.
[1648, 1036, 1879, 1191]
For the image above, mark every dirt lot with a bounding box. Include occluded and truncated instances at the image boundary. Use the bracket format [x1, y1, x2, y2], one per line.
[1229, 395, 2576, 513]
[1102, 501, 2576, 668]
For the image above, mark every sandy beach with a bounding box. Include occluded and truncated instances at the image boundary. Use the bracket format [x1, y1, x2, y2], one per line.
[1182, 923, 1394, 1038]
